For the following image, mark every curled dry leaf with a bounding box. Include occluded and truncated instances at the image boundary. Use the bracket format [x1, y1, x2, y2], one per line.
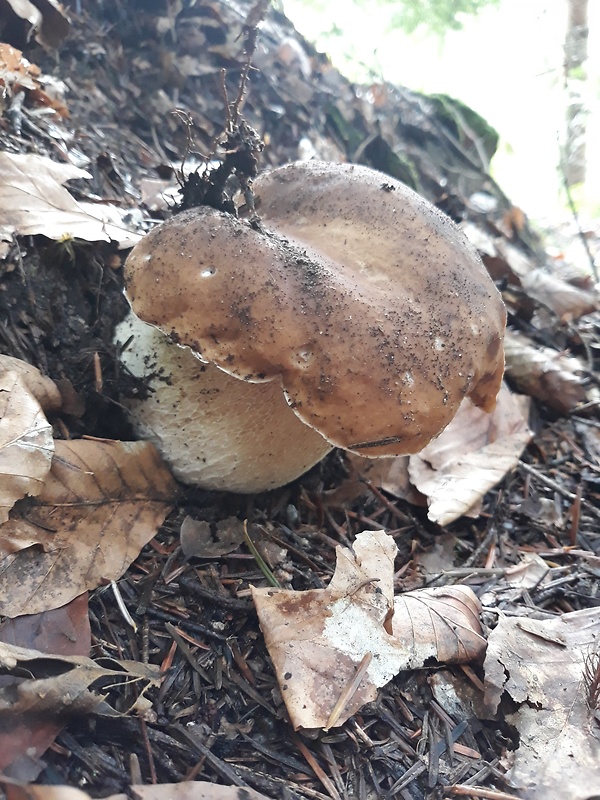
[0, 640, 159, 777]
[0, 594, 91, 781]
[0, 0, 70, 49]
[0, 364, 57, 525]
[0, 439, 179, 617]
[252, 530, 485, 730]
[0, 355, 62, 413]
[463, 226, 599, 321]
[408, 383, 532, 525]
[0, 152, 141, 247]
[347, 384, 531, 526]
[504, 328, 596, 414]
[483, 608, 600, 799]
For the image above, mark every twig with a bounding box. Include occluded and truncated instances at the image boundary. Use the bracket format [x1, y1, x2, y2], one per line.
[445, 787, 522, 799]
[292, 733, 342, 800]
[558, 144, 598, 282]
[519, 461, 600, 522]
[325, 652, 372, 730]
[231, 0, 272, 124]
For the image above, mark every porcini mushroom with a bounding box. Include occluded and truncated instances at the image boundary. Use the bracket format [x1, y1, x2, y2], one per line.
[117, 160, 506, 492]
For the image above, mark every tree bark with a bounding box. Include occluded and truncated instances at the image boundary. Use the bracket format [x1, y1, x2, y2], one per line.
[563, 0, 589, 186]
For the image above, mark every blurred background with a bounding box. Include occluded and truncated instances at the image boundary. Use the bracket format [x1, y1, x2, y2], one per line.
[282, 0, 599, 233]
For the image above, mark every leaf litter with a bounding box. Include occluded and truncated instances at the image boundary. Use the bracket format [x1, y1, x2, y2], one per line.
[252, 530, 485, 730]
[0, 0, 599, 795]
[0, 438, 179, 617]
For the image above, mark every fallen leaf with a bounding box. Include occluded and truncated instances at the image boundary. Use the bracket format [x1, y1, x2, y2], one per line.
[180, 515, 245, 558]
[0, 640, 159, 778]
[353, 384, 531, 526]
[408, 383, 532, 525]
[0, 594, 91, 781]
[139, 177, 180, 211]
[0, 152, 141, 247]
[521, 267, 599, 321]
[0, 0, 69, 49]
[0, 784, 268, 800]
[0, 0, 42, 44]
[0, 355, 62, 413]
[2, 785, 120, 800]
[132, 783, 271, 799]
[0, 439, 179, 617]
[0, 368, 55, 525]
[483, 608, 600, 799]
[28, 0, 70, 49]
[252, 530, 485, 730]
[504, 328, 596, 414]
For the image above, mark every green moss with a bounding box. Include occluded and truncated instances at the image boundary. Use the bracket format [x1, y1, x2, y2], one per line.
[428, 93, 499, 163]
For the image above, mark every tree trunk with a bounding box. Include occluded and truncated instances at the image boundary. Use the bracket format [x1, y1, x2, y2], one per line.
[563, 0, 589, 186]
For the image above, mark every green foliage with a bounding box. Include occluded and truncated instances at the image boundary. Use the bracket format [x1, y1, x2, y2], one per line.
[385, 0, 501, 35]
[296, 0, 501, 36]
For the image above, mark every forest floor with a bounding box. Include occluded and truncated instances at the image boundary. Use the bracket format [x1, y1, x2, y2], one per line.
[0, 1, 599, 799]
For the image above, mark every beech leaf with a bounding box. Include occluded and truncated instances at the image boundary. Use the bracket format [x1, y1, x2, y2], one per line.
[483, 608, 600, 799]
[0, 439, 179, 617]
[0, 367, 55, 525]
[0, 594, 91, 781]
[0, 640, 159, 776]
[252, 530, 485, 730]
[0, 152, 141, 247]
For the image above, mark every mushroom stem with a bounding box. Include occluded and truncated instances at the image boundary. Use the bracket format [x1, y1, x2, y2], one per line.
[115, 311, 333, 492]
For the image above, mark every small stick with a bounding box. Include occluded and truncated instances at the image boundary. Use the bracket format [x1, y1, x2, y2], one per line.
[519, 461, 600, 521]
[325, 652, 372, 730]
[292, 733, 342, 800]
[111, 580, 137, 632]
[139, 719, 157, 784]
[446, 786, 522, 800]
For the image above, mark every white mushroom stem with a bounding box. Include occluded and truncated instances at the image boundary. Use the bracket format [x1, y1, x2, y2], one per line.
[115, 310, 333, 492]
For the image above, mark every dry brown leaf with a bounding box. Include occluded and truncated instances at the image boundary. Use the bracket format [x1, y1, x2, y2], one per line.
[483, 608, 600, 799]
[0, 42, 41, 90]
[0, 355, 62, 413]
[0, 639, 159, 778]
[463, 225, 599, 321]
[327, 452, 425, 509]
[0, 369, 55, 525]
[504, 328, 596, 414]
[0, 0, 69, 49]
[520, 268, 599, 320]
[132, 783, 271, 800]
[139, 177, 180, 211]
[0, 152, 141, 247]
[408, 383, 532, 525]
[0, 594, 91, 781]
[2, 785, 119, 800]
[0, 44, 68, 117]
[1, 784, 268, 800]
[349, 384, 531, 526]
[180, 515, 245, 558]
[252, 530, 485, 730]
[0, 0, 42, 38]
[28, 0, 71, 49]
[0, 439, 179, 617]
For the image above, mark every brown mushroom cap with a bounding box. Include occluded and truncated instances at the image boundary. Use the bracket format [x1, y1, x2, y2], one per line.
[125, 160, 506, 459]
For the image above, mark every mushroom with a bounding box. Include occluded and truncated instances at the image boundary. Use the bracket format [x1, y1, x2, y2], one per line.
[117, 160, 506, 492]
